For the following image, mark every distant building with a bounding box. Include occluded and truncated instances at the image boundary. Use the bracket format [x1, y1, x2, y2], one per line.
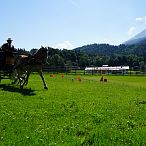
[85, 65, 129, 74]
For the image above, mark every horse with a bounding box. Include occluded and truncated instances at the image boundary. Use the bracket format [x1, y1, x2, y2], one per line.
[13, 46, 48, 89]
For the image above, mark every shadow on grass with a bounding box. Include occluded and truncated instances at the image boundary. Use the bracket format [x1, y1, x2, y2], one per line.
[0, 84, 36, 96]
[139, 101, 146, 104]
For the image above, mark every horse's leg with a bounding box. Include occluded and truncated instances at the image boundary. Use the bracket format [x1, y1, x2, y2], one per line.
[24, 72, 30, 86]
[11, 69, 18, 84]
[11, 68, 22, 85]
[20, 70, 29, 86]
[39, 71, 48, 89]
[20, 71, 30, 88]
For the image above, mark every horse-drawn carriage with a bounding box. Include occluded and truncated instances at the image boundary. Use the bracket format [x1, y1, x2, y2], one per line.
[0, 50, 18, 82]
[0, 46, 48, 89]
[0, 50, 29, 89]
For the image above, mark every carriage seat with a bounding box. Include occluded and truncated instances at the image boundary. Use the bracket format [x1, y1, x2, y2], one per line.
[5, 56, 16, 65]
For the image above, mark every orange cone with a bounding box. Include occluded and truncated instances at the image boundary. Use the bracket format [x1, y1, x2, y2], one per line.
[50, 74, 55, 77]
[77, 75, 81, 82]
[61, 73, 64, 78]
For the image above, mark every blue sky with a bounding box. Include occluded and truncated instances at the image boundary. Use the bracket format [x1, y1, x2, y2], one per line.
[1, 0, 146, 50]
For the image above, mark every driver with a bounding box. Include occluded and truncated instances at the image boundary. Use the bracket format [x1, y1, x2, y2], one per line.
[1, 38, 17, 52]
[1, 38, 17, 66]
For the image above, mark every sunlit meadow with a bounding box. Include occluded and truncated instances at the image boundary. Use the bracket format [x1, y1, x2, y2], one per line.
[1, 74, 146, 145]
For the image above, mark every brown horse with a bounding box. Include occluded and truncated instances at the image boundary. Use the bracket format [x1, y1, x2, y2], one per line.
[13, 46, 48, 89]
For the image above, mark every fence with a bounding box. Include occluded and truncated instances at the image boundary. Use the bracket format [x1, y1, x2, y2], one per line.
[42, 65, 146, 76]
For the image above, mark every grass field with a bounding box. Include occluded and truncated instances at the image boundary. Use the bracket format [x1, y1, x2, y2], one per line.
[1, 74, 146, 145]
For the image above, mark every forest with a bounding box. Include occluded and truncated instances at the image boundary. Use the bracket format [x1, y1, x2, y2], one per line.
[18, 43, 146, 71]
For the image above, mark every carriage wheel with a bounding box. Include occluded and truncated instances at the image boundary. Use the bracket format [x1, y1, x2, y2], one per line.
[11, 69, 28, 89]
[19, 72, 28, 89]
[11, 69, 18, 84]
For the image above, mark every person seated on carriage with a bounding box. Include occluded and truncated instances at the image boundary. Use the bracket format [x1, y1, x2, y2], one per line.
[0, 38, 17, 70]
[1, 38, 17, 52]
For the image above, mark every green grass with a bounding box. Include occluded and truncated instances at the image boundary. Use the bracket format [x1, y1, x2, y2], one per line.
[1, 74, 146, 145]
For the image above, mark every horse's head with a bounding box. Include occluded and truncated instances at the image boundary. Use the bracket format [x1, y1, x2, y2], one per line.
[40, 46, 48, 59]
[33, 46, 48, 64]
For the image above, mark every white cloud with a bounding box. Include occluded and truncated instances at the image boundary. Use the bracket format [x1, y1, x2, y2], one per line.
[128, 27, 136, 36]
[136, 17, 143, 22]
[126, 16, 146, 37]
[54, 41, 74, 50]
[136, 16, 146, 24]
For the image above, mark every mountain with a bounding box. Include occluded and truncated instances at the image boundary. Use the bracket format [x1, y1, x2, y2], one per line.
[124, 29, 146, 45]
[74, 43, 146, 56]
[74, 43, 119, 55]
[74, 29, 146, 56]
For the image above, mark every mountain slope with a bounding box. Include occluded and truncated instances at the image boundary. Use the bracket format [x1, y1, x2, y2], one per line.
[74, 43, 118, 55]
[124, 29, 146, 45]
[74, 29, 146, 56]
[74, 43, 146, 56]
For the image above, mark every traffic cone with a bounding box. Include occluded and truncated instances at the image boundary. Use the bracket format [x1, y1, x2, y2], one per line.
[77, 75, 81, 82]
[61, 73, 64, 78]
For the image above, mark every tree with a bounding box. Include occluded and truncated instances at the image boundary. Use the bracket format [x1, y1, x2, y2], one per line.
[49, 54, 65, 66]
[139, 61, 145, 72]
